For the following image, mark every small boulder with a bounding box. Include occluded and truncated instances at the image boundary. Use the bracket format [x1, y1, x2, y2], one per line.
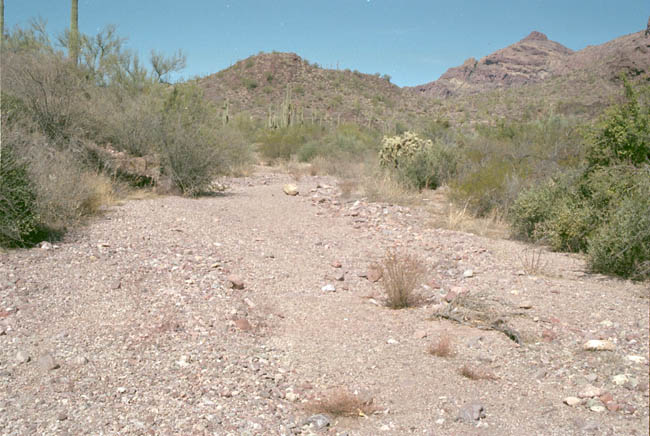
[37, 354, 60, 371]
[457, 402, 485, 423]
[283, 184, 299, 196]
[227, 275, 245, 290]
[234, 318, 253, 331]
[564, 396, 582, 407]
[15, 351, 31, 364]
[321, 284, 336, 292]
[367, 265, 383, 283]
[583, 340, 615, 351]
[302, 414, 330, 430]
[579, 385, 602, 398]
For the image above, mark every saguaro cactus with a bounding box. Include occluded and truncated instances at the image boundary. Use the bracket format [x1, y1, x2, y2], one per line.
[70, 0, 79, 64]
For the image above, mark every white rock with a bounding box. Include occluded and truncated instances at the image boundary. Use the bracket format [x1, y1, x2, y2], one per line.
[626, 355, 646, 364]
[564, 397, 582, 406]
[285, 391, 299, 402]
[463, 270, 474, 278]
[386, 338, 399, 345]
[583, 340, 615, 351]
[283, 184, 299, 196]
[321, 284, 336, 292]
[579, 385, 602, 398]
[435, 418, 445, 425]
[612, 374, 629, 385]
[15, 351, 31, 364]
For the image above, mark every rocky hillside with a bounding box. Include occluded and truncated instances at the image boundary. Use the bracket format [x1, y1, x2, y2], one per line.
[197, 52, 432, 129]
[412, 25, 650, 99]
[195, 22, 650, 128]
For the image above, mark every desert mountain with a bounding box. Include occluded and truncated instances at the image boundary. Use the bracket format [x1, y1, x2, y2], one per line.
[197, 52, 431, 128]
[412, 26, 650, 99]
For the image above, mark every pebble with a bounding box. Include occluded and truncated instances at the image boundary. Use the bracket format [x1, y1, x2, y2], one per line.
[37, 354, 60, 371]
[321, 284, 336, 292]
[386, 338, 399, 345]
[15, 351, 31, 364]
[612, 374, 628, 386]
[518, 301, 533, 309]
[331, 261, 342, 268]
[73, 356, 89, 365]
[334, 271, 345, 281]
[626, 355, 646, 364]
[283, 184, 299, 196]
[366, 266, 382, 283]
[586, 398, 605, 413]
[457, 402, 485, 423]
[583, 340, 615, 351]
[227, 275, 245, 290]
[463, 270, 474, 278]
[234, 318, 253, 331]
[579, 385, 602, 398]
[285, 391, 299, 402]
[564, 397, 582, 406]
[302, 414, 330, 429]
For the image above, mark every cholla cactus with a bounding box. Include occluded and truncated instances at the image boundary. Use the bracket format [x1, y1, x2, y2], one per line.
[379, 131, 432, 168]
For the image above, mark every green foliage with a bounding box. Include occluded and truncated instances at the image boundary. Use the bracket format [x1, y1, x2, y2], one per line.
[587, 168, 650, 280]
[510, 82, 650, 279]
[395, 143, 458, 190]
[257, 124, 324, 161]
[242, 77, 258, 90]
[585, 79, 650, 170]
[297, 123, 377, 162]
[0, 144, 38, 247]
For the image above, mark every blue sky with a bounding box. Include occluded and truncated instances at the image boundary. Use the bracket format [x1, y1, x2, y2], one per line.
[4, 0, 649, 86]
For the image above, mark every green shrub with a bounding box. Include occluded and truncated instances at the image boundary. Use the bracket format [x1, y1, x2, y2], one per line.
[379, 131, 432, 169]
[395, 143, 458, 190]
[0, 144, 38, 247]
[257, 124, 323, 161]
[585, 78, 650, 170]
[298, 123, 376, 162]
[587, 168, 650, 279]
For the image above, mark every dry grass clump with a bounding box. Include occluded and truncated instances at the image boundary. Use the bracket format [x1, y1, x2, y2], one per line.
[519, 245, 548, 275]
[459, 364, 497, 380]
[381, 249, 425, 309]
[305, 388, 379, 417]
[428, 333, 455, 357]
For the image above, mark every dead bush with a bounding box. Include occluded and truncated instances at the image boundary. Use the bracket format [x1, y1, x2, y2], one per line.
[459, 364, 497, 380]
[381, 249, 425, 309]
[428, 333, 454, 357]
[305, 388, 379, 417]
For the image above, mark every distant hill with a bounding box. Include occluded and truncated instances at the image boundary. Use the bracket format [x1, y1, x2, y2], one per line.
[411, 27, 650, 99]
[196, 22, 650, 129]
[197, 52, 432, 129]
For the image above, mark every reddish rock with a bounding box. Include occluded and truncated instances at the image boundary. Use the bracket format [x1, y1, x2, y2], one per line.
[227, 275, 245, 290]
[234, 318, 253, 331]
[367, 266, 382, 283]
[331, 261, 342, 268]
[599, 392, 614, 404]
[542, 329, 557, 342]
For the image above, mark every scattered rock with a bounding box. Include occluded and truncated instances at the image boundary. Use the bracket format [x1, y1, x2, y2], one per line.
[37, 354, 60, 371]
[564, 397, 582, 407]
[57, 413, 68, 421]
[285, 391, 299, 402]
[321, 284, 336, 292]
[73, 356, 89, 365]
[227, 275, 245, 290]
[283, 184, 299, 196]
[15, 351, 31, 364]
[234, 318, 253, 331]
[331, 260, 342, 268]
[586, 398, 605, 413]
[579, 385, 602, 398]
[585, 374, 598, 383]
[39, 241, 53, 250]
[413, 330, 428, 339]
[386, 338, 399, 345]
[612, 374, 629, 386]
[518, 301, 533, 309]
[366, 265, 383, 283]
[302, 414, 330, 430]
[457, 402, 485, 423]
[463, 269, 474, 278]
[583, 340, 615, 351]
[334, 271, 345, 281]
[626, 355, 646, 364]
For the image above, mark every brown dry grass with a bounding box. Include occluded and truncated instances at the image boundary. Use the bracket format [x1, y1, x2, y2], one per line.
[381, 249, 425, 309]
[428, 333, 455, 357]
[305, 388, 379, 417]
[459, 364, 497, 380]
[519, 245, 548, 276]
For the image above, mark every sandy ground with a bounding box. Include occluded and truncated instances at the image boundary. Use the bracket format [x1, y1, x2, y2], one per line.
[1, 168, 648, 435]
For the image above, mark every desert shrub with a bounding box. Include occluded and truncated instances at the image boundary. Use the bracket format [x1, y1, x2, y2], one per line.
[395, 143, 458, 190]
[381, 250, 425, 309]
[0, 144, 39, 247]
[510, 82, 650, 279]
[585, 78, 649, 170]
[305, 388, 378, 418]
[257, 124, 324, 161]
[157, 83, 233, 195]
[586, 166, 650, 279]
[297, 123, 377, 162]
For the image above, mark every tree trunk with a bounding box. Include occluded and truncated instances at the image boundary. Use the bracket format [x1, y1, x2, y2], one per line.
[70, 0, 79, 64]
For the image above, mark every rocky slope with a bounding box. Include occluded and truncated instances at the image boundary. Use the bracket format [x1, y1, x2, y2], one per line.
[412, 25, 650, 99]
